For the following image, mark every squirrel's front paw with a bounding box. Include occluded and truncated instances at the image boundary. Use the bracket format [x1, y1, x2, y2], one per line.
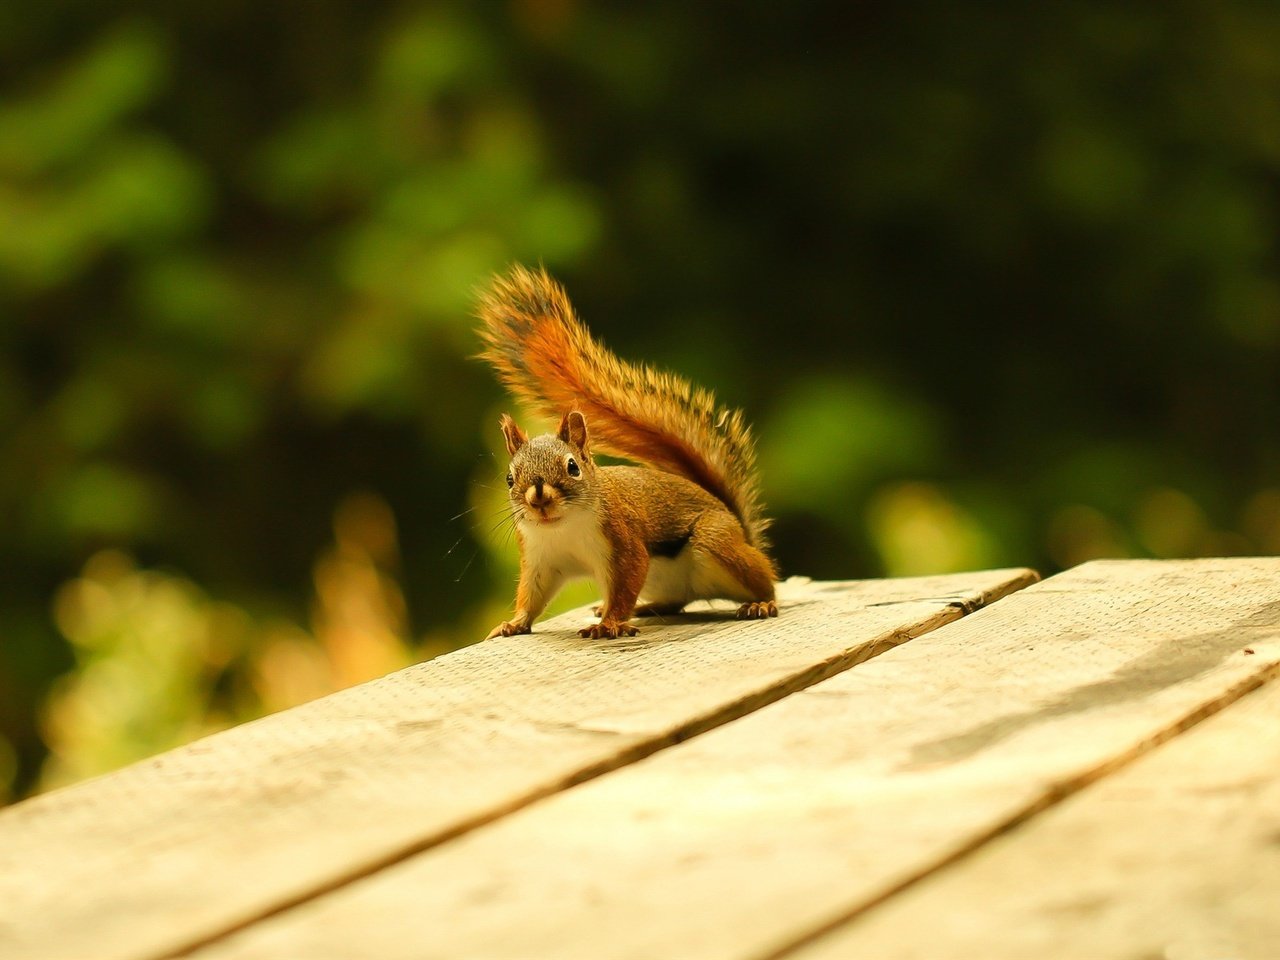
[578, 620, 639, 639]
[487, 620, 531, 639]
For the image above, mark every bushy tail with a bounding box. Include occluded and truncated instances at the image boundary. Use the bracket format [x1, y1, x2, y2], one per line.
[477, 265, 769, 547]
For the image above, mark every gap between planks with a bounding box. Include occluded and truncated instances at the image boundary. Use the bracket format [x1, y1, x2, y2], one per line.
[788, 670, 1280, 960]
[769, 658, 1280, 960]
[0, 569, 1036, 960]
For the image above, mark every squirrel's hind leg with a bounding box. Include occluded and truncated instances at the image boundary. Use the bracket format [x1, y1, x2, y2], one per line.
[737, 600, 778, 619]
[687, 513, 779, 620]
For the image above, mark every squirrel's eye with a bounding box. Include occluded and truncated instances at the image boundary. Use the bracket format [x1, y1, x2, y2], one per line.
[506, 472, 514, 488]
[566, 457, 580, 478]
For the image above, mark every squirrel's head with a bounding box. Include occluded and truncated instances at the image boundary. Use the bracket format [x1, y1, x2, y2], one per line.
[500, 410, 597, 526]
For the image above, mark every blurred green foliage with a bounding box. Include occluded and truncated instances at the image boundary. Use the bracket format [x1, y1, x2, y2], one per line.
[3, 1, 1280, 803]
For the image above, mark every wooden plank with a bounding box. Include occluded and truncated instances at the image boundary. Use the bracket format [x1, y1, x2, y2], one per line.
[790, 676, 1280, 960]
[0, 569, 1035, 960]
[182, 558, 1280, 960]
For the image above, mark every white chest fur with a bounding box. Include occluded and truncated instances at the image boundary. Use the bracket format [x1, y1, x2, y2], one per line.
[517, 507, 612, 587]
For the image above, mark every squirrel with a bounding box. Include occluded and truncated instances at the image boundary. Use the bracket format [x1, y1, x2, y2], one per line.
[477, 265, 778, 640]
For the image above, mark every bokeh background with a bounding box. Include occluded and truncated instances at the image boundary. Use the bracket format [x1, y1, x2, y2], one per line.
[3, 1, 1279, 804]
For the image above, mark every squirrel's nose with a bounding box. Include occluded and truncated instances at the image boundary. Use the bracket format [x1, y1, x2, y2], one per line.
[526, 477, 550, 507]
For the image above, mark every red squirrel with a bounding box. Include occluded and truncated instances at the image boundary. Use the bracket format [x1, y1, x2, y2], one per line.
[477, 266, 778, 639]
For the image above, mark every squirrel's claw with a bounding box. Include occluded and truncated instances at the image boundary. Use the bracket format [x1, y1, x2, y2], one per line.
[579, 620, 639, 640]
[487, 620, 532, 639]
[736, 600, 778, 620]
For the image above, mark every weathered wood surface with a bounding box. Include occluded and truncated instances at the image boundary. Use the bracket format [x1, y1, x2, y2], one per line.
[0, 569, 1034, 960]
[792, 674, 1280, 960]
[185, 558, 1280, 960]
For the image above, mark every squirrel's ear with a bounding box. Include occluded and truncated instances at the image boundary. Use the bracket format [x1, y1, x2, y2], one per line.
[558, 410, 590, 454]
[499, 414, 527, 456]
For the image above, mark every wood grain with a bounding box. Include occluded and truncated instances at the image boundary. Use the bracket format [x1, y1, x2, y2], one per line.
[0, 570, 1034, 960]
[183, 558, 1280, 960]
[791, 676, 1280, 960]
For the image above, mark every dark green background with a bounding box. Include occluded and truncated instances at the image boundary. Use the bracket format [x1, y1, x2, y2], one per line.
[3, 1, 1278, 801]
